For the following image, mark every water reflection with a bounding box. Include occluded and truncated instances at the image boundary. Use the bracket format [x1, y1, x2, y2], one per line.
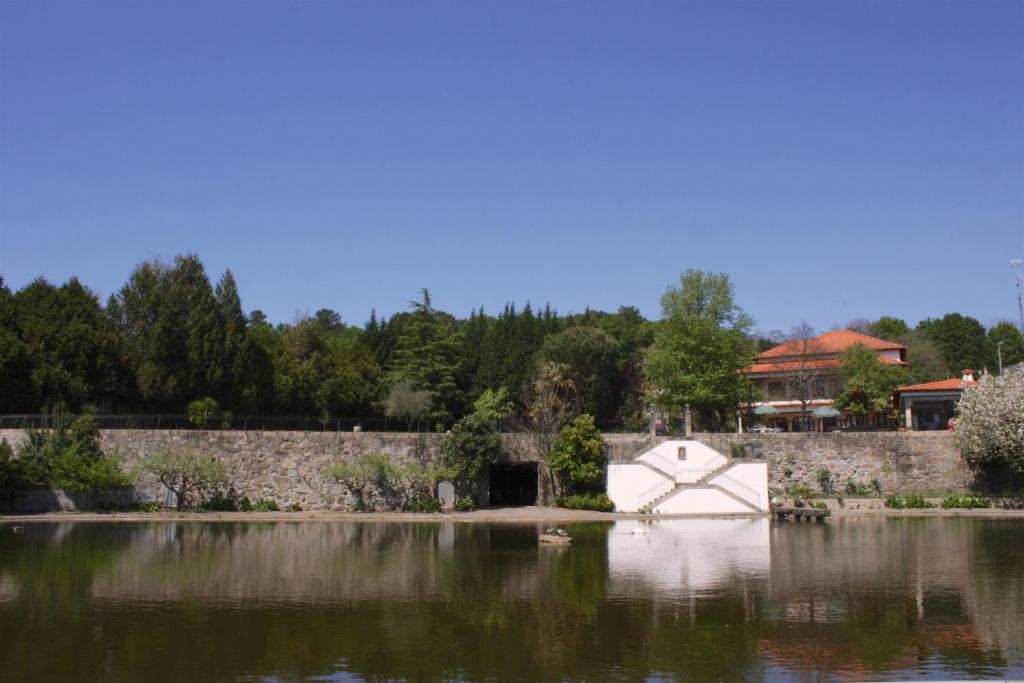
[608, 518, 770, 595]
[0, 518, 1020, 682]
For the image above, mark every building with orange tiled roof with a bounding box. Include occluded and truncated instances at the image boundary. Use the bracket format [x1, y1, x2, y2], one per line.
[742, 329, 907, 432]
[893, 369, 976, 431]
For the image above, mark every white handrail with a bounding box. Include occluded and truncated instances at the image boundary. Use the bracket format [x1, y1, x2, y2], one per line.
[676, 454, 729, 484]
[713, 473, 761, 509]
[640, 451, 677, 478]
[637, 478, 675, 511]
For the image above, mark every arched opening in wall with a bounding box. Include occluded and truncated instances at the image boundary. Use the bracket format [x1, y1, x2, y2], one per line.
[488, 463, 538, 507]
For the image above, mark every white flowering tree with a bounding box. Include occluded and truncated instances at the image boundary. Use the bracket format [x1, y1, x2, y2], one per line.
[954, 366, 1024, 476]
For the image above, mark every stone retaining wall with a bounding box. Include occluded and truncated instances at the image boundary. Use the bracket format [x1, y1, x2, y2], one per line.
[0, 429, 657, 511]
[694, 431, 971, 495]
[0, 428, 970, 509]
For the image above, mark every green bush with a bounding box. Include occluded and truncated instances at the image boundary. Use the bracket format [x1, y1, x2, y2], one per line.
[548, 414, 605, 497]
[728, 442, 746, 458]
[440, 388, 512, 500]
[886, 494, 934, 509]
[813, 501, 828, 510]
[844, 479, 869, 496]
[556, 493, 615, 512]
[407, 496, 442, 513]
[817, 469, 833, 495]
[287, 503, 303, 512]
[187, 397, 220, 428]
[941, 495, 990, 509]
[15, 411, 131, 493]
[454, 497, 476, 512]
[239, 497, 279, 512]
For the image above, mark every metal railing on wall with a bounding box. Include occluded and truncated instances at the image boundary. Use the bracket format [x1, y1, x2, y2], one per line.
[0, 414, 449, 433]
[0, 414, 656, 434]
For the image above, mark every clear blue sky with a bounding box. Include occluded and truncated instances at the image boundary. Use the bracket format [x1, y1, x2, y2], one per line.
[2, 1, 1022, 335]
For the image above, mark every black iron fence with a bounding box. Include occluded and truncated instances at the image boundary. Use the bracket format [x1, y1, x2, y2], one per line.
[0, 414, 445, 433]
[0, 413, 645, 434]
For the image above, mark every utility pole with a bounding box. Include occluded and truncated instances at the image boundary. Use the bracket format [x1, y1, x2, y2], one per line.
[997, 341, 1004, 374]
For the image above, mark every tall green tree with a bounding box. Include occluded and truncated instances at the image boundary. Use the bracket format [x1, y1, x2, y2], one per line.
[109, 255, 241, 410]
[899, 329, 948, 383]
[869, 316, 910, 341]
[0, 276, 33, 412]
[386, 289, 464, 421]
[988, 321, 1024, 372]
[918, 313, 992, 375]
[12, 277, 113, 410]
[832, 343, 910, 415]
[537, 326, 620, 420]
[644, 270, 758, 428]
[215, 269, 256, 411]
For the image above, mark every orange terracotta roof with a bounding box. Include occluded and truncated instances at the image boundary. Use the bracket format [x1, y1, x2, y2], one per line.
[744, 354, 906, 374]
[744, 358, 842, 374]
[757, 329, 905, 360]
[896, 378, 975, 393]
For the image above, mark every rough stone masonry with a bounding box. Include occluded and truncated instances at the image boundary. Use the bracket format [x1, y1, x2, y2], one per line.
[0, 428, 970, 510]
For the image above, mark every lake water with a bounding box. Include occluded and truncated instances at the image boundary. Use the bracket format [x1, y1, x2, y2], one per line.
[1, 517, 1021, 682]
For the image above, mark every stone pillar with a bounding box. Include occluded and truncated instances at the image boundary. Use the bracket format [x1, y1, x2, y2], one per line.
[684, 404, 692, 437]
[737, 413, 744, 434]
[904, 400, 913, 431]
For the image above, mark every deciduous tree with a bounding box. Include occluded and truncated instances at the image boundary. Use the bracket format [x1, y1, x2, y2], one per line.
[832, 343, 909, 415]
[644, 270, 758, 429]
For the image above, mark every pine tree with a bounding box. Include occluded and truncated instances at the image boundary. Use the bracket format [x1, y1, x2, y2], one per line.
[386, 289, 464, 421]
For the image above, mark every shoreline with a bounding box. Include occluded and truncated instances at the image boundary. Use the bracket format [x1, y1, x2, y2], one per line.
[3, 506, 1024, 524]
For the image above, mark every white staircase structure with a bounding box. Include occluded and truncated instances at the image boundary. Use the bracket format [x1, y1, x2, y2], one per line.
[607, 440, 769, 514]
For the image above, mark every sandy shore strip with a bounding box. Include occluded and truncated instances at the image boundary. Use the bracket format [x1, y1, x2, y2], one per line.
[2, 506, 1024, 524]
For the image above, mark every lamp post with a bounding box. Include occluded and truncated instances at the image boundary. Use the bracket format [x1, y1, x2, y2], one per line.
[997, 340, 1003, 374]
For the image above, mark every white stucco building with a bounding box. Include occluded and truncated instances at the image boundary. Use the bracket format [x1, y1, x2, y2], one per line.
[607, 439, 768, 514]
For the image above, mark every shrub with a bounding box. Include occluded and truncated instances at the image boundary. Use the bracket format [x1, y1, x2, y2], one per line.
[287, 503, 303, 512]
[240, 497, 279, 512]
[136, 449, 228, 510]
[0, 438, 29, 499]
[548, 414, 605, 497]
[886, 494, 934, 509]
[955, 366, 1024, 476]
[454, 497, 476, 512]
[187, 397, 220, 429]
[326, 452, 446, 511]
[903, 494, 933, 509]
[407, 496, 442, 513]
[813, 501, 828, 510]
[941, 495, 990, 509]
[844, 479, 869, 496]
[728, 442, 746, 459]
[871, 479, 883, 494]
[15, 411, 130, 493]
[440, 388, 512, 502]
[817, 469, 833, 495]
[556, 493, 615, 512]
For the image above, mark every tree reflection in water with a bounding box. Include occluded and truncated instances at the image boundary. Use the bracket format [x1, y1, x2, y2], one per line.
[0, 517, 1020, 681]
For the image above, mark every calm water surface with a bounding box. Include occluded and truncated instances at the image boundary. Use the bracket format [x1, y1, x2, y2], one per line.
[0, 517, 1021, 682]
